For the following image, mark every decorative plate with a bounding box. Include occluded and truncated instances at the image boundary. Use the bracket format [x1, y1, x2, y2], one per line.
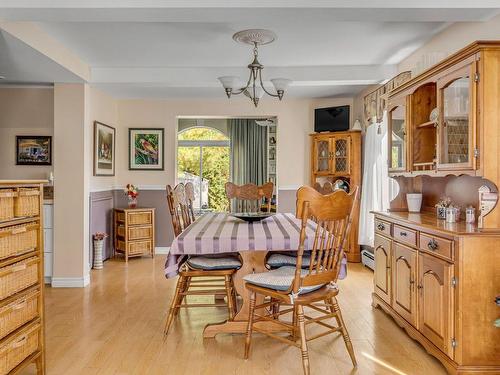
[429, 107, 439, 123]
[231, 212, 274, 222]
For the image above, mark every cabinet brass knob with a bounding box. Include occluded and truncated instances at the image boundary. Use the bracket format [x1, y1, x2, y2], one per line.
[377, 223, 385, 231]
[427, 239, 439, 251]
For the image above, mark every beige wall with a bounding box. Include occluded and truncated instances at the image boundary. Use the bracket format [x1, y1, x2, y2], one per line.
[52, 83, 91, 286]
[115, 97, 353, 190]
[399, 14, 500, 73]
[0, 87, 54, 179]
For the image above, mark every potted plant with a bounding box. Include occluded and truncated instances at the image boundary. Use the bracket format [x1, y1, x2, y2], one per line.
[435, 197, 452, 220]
[125, 184, 139, 208]
[93, 232, 108, 270]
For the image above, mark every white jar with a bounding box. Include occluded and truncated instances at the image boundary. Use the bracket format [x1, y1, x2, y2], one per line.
[406, 193, 423, 213]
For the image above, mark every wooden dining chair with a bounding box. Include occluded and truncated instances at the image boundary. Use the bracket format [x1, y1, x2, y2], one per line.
[164, 183, 241, 336]
[242, 186, 359, 375]
[184, 181, 196, 223]
[225, 181, 274, 213]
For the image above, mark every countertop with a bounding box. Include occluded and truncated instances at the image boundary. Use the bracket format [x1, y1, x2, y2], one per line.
[372, 210, 500, 236]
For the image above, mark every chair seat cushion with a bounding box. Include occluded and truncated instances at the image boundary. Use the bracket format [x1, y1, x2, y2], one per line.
[267, 253, 311, 268]
[187, 255, 241, 270]
[243, 266, 324, 293]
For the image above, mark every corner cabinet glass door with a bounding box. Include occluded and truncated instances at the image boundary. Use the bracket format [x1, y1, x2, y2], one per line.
[312, 137, 332, 175]
[333, 136, 351, 175]
[437, 64, 476, 170]
[388, 99, 408, 172]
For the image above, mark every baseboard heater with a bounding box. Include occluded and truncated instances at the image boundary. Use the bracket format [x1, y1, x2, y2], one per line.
[361, 248, 374, 271]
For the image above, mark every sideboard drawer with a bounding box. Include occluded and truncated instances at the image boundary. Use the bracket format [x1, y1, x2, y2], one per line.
[128, 240, 152, 255]
[128, 225, 153, 241]
[0, 288, 39, 339]
[393, 225, 417, 247]
[375, 218, 392, 237]
[0, 320, 41, 374]
[127, 211, 152, 226]
[419, 233, 453, 261]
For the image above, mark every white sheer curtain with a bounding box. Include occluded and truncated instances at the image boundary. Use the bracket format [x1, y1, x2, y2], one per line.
[358, 112, 394, 247]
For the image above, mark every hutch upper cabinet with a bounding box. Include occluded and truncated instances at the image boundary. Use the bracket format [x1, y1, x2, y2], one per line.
[387, 41, 500, 177]
[310, 130, 361, 262]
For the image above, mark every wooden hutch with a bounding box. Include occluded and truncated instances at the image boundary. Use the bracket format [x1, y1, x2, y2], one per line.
[373, 41, 500, 374]
[310, 130, 362, 262]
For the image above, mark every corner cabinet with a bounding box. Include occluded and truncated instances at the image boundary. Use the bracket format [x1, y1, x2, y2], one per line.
[310, 130, 361, 262]
[372, 211, 500, 375]
[387, 41, 500, 177]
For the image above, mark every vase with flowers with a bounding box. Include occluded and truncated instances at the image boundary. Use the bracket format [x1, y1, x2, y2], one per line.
[435, 197, 452, 220]
[125, 184, 139, 208]
[92, 232, 108, 269]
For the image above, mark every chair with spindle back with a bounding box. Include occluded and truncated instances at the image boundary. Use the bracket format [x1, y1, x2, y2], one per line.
[184, 182, 196, 223]
[225, 182, 274, 213]
[242, 185, 359, 375]
[164, 183, 241, 336]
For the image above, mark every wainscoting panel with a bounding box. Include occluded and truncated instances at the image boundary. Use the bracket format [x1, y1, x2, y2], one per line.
[90, 191, 114, 263]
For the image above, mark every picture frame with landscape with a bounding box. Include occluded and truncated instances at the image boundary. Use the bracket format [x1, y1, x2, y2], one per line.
[16, 135, 52, 165]
[94, 121, 116, 176]
[129, 128, 164, 170]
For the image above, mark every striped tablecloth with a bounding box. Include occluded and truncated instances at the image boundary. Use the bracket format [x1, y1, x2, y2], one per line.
[164, 212, 347, 278]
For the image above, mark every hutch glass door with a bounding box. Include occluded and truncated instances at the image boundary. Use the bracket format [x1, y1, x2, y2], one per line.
[313, 138, 331, 174]
[437, 66, 474, 169]
[333, 136, 350, 175]
[388, 103, 407, 171]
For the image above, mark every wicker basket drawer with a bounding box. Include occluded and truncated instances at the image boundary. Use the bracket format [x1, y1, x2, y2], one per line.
[128, 225, 152, 241]
[0, 289, 39, 340]
[128, 240, 152, 255]
[0, 321, 40, 374]
[14, 189, 40, 218]
[0, 222, 38, 261]
[0, 190, 17, 222]
[127, 211, 152, 226]
[0, 257, 39, 301]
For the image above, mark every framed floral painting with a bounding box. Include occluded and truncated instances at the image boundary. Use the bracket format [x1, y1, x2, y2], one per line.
[93, 121, 116, 176]
[129, 128, 164, 170]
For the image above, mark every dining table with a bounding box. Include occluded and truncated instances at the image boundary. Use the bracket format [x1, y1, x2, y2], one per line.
[165, 212, 346, 338]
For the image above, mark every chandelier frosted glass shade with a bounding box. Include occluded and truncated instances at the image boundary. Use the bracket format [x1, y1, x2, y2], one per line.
[217, 29, 291, 107]
[271, 78, 292, 92]
[217, 76, 241, 90]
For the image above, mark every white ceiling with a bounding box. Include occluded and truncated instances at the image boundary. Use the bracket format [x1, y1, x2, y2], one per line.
[0, 1, 499, 99]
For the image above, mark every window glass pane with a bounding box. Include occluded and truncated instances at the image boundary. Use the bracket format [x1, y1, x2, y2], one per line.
[177, 146, 204, 209]
[202, 146, 230, 211]
[178, 127, 229, 141]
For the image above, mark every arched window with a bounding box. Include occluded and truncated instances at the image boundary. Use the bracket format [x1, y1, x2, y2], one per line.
[177, 127, 230, 212]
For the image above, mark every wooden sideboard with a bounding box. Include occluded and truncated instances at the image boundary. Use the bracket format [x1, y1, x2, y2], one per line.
[310, 130, 362, 262]
[0, 180, 46, 374]
[372, 211, 500, 374]
[113, 208, 155, 262]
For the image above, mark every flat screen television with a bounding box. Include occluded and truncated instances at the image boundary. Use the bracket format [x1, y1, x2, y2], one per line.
[314, 105, 350, 132]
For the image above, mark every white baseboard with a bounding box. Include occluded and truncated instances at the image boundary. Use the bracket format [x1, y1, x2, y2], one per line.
[155, 247, 170, 255]
[51, 274, 90, 288]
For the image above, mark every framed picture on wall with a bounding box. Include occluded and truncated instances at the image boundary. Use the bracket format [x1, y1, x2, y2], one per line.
[94, 121, 116, 176]
[16, 136, 52, 165]
[128, 128, 164, 170]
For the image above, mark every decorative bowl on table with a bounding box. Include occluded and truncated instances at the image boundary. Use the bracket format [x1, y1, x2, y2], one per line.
[231, 212, 274, 222]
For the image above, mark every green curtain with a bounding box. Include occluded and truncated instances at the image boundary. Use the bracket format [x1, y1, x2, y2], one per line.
[229, 119, 268, 186]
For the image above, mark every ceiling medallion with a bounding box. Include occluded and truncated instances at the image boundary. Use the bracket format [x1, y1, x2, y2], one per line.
[218, 29, 292, 107]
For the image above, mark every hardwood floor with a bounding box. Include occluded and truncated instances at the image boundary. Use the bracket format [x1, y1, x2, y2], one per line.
[21, 256, 447, 375]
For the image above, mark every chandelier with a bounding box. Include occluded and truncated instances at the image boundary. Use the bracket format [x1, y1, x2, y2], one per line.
[218, 29, 292, 107]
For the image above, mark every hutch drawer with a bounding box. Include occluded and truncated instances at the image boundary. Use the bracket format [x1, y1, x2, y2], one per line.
[393, 225, 417, 247]
[375, 218, 392, 237]
[419, 232, 453, 261]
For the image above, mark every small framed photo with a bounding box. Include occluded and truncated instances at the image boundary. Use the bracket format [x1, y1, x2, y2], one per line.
[129, 128, 164, 170]
[16, 136, 52, 165]
[94, 121, 116, 176]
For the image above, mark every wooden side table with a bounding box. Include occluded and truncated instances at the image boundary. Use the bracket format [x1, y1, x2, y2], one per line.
[113, 207, 155, 262]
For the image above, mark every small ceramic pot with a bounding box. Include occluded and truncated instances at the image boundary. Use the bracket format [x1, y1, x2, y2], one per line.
[406, 193, 423, 213]
[436, 207, 447, 220]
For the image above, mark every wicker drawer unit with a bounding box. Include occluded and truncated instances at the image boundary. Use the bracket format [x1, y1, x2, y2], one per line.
[114, 208, 155, 262]
[0, 320, 41, 375]
[0, 181, 45, 375]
